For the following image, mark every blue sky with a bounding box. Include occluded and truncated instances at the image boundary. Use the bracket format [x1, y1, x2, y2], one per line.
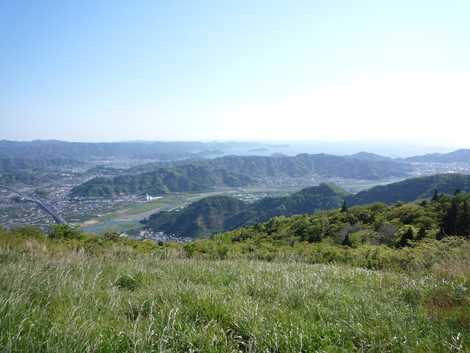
[1, 1, 469, 146]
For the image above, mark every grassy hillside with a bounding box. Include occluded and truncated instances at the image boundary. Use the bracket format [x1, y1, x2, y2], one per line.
[1, 227, 469, 352]
[184, 191, 470, 270]
[145, 183, 347, 236]
[3, 191, 470, 352]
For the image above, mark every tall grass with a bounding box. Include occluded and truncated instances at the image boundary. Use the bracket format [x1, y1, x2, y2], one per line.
[1, 242, 469, 352]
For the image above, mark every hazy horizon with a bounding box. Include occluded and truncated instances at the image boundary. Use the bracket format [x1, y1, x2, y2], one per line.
[2, 1, 469, 146]
[0, 138, 460, 158]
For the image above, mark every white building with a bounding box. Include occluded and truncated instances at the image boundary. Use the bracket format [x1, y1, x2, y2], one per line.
[146, 194, 162, 202]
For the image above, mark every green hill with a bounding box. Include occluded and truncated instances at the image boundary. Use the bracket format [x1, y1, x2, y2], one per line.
[347, 173, 470, 206]
[406, 149, 470, 163]
[348, 151, 392, 161]
[145, 183, 348, 237]
[70, 165, 252, 197]
[225, 183, 348, 229]
[144, 174, 470, 237]
[143, 196, 247, 237]
[207, 190, 470, 252]
[189, 153, 411, 180]
[0, 157, 82, 186]
[71, 153, 412, 197]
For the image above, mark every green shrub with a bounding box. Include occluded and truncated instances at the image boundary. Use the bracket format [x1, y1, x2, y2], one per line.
[48, 224, 82, 240]
[114, 273, 142, 291]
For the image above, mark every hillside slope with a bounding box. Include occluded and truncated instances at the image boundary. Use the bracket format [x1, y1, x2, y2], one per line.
[71, 153, 412, 197]
[406, 149, 470, 163]
[143, 196, 247, 237]
[190, 153, 411, 180]
[213, 190, 470, 251]
[2, 225, 469, 352]
[145, 183, 348, 236]
[145, 174, 470, 237]
[70, 165, 252, 197]
[347, 173, 470, 205]
[225, 183, 348, 229]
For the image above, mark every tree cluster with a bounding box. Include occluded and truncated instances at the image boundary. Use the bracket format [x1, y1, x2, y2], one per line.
[440, 197, 470, 237]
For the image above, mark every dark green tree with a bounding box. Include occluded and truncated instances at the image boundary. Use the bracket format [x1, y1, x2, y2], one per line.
[293, 222, 309, 241]
[397, 227, 414, 248]
[342, 233, 353, 247]
[441, 198, 459, 235]
[436, 227, 446, 240]
[431, 189, 440, 202]
[340, 200, 348, 213]
[103, 231, 120, 241]
[416, 227, 427, 241]
[457, 199, 470, 236]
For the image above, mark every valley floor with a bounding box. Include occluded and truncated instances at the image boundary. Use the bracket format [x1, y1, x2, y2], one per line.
[1, 241, 469, 352]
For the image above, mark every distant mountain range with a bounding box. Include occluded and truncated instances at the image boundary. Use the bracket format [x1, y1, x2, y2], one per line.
[0, 157, 81, 172]
[405, 149, 470, 163]
[70, 153, 411, 197]
[192, 153, 410, 179]
[0, 140, 268, 161]
[0, 157, 82, 186]
[348, 151, 392, 162]
[144, 174, 470, 237]
[3, 140, 470, 164]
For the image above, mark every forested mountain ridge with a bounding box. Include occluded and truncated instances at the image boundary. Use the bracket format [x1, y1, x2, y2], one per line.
[145, 183, 348, 236]
[0, 156, 81, 172]
[0, 140, 269, 161]
[70, 153, 412, 197]
[0, 140, 207, 160]
[406, 149, 470, 163]
[145, 174, 470, 237]
[70, 164, 252, 197]
[0, 157, 82, 186]
[347, 173, 470, 206]
[143, 196, 247, 237]
[187, 153, 411, 179]
[348, 151, 392, 162]
[224, 183, 348, 229]
[211, 190, 470, 249]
